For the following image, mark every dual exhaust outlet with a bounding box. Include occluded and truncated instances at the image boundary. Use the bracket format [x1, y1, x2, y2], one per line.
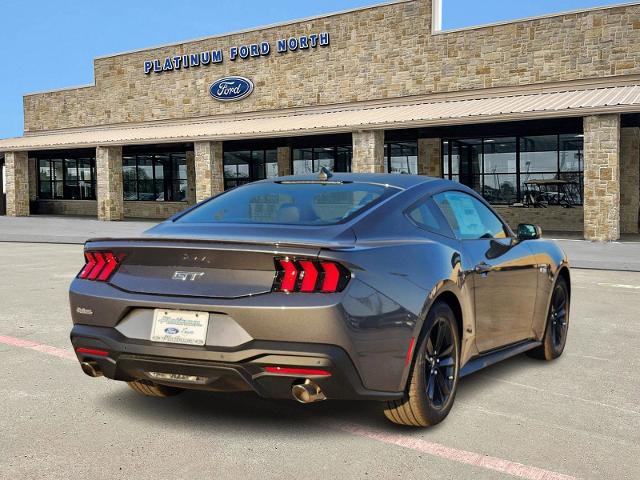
[81, 360, 326, 404]
[80, 361, 103, 378]
[291, 379, 326, 404]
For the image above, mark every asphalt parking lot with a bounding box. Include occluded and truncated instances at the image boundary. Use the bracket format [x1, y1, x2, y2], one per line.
[1, 242, 639, 480]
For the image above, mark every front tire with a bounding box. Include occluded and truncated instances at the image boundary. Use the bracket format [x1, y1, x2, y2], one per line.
[128, 379, 184, 398]
[384, 301, 460, 427]
[527, 276, 570, 361]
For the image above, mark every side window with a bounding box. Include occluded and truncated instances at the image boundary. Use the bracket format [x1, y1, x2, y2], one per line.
[406, 198, 451, 237]
[433, 191, 507, 240]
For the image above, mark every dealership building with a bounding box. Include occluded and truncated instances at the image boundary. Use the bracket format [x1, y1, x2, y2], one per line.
[1, 0, 640, 241]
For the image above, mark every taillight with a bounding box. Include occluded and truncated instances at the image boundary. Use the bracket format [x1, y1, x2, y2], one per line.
[264, 366, 331, 377]
[273, 258, 350, 293]
[78, 251, 123, 282]
[76, 347, 110, 357]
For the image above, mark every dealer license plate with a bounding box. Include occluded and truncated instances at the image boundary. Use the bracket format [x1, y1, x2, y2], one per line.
[150, 310, 209, 346]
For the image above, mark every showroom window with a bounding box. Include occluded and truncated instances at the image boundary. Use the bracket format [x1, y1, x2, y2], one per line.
[223, 149, 278, 189]
[384, 141, 418, 174]
[123, 152, 187, 202]
[442, 134, 584, 205]
[38, 155, 96, 200]
[292, 146, 352, 174]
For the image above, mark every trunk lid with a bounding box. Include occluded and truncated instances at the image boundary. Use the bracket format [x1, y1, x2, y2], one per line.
[86, 223, 355, 299]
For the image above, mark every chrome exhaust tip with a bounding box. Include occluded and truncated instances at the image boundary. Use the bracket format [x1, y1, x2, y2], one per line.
[80, 361, 103, 378]
[291, 380, 326, 404]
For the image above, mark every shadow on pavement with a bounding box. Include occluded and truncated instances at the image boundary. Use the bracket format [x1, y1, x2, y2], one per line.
[95, 352, 544, 434]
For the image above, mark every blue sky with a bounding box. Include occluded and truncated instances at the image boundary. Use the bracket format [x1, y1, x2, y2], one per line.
[0, 0, 626, 138]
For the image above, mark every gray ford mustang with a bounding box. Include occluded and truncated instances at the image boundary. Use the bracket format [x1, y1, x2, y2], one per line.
[69, 172, 570, 427]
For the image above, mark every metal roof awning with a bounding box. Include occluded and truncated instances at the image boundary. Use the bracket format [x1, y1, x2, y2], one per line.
[2, 84, 640, 152]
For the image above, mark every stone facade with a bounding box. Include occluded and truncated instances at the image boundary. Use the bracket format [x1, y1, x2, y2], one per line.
[4, 0, 640, 239]
[37, 200, 98, 217]
[494, 206, 584, 233]
[185, 150, 197, 205]
[418, 138, 441, 177]
[124, 201, 188, 219]
[277, 147, 292, 177]
[34, 199, 188, 219]
[22, 1, 640, 132]
[194, 141, 224, 202]
[28, 158, 37, 201]
[352, 130, 385, 173]
[620, 127, 640, 234]
[5, 151, 30, 217]
[96, 146, 124, 221]
[583, 114, 621, 241]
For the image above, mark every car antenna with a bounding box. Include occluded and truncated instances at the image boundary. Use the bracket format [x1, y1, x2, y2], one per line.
[318, 166, 333, 181]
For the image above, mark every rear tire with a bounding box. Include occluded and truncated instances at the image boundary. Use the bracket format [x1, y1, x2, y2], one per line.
[127, 379, 184, 398]
[383, 301, 460, 427]
[527, 276, 570, 361]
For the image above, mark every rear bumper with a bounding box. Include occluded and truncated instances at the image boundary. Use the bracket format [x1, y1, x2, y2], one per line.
[71, 324, 402, 401]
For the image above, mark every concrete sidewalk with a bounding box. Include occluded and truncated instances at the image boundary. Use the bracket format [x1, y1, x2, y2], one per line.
[0, 216, 156, 244]
[1, 215, 639, 271]
[551, 238, 640, 272]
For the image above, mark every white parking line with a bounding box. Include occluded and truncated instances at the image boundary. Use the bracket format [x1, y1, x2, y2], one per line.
[597, 282, 640, 289]
[333, 421, 578, 480]
[483, 376, 640, 416]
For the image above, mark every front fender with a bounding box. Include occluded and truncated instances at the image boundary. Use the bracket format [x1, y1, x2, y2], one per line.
[528, 239, 570, 340]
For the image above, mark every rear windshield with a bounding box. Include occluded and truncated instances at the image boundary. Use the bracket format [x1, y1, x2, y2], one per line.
[177, 182, 397, 226]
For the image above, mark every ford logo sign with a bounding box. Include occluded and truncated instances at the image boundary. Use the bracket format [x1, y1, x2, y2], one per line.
[164, 327, 180, 335]
[209, 76, 254, 102]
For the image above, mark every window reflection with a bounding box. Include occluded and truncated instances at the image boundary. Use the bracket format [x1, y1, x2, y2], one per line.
[441, 134, 584, 205]
[223, 149, 278, 189]
[483, 138, 517, 204]
[38, 154, 96, 200]
[385, 142, 418, 174]
[292, 146, 352, 175]
[123, 152, 187, 202]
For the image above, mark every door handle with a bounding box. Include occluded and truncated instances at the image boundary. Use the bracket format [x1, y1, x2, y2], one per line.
[474, 262, 492, 274]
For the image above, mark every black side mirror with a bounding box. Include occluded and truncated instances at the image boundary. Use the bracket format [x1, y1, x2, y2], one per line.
[517, 223, 542, 240]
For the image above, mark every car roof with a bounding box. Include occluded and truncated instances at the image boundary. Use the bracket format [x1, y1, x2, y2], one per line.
[258, 173, 438, 190]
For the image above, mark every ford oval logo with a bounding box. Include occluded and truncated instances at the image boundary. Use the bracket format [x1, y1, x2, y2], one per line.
[164, 327, 180, 335]
[209, 76, 254, 102]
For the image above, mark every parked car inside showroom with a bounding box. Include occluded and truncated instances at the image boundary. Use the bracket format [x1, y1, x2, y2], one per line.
[69, 171, 570, 427]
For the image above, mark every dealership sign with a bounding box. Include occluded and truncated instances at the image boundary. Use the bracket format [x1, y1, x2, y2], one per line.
[209, 77, 254, 102]
[143, 32, 330, 75]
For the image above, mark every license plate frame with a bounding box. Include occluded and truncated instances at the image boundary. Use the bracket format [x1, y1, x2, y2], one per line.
[150, 309, 209, 346]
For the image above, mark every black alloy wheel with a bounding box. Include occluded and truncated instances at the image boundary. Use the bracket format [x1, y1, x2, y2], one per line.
[528, 276, 570, 361]
[425, 317, 456, 409]
[550, 282, 569, 350]
[384, 301, 460, 427]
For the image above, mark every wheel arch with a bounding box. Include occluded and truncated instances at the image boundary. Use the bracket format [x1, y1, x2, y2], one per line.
[399, 284, 468, 392]
[433, 290, 464, 346]
[557, 266, 571, 298]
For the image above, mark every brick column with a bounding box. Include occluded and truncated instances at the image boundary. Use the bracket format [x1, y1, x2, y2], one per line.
[620, 127, 640, 234]
[352, 130, 385, 173]
[96, 146, 124, 221]
[5, 151, 30, 217]
[28, 158, 38, 201]
[418, 138, 442, 177]
[583, 114, 621, 241]
[185, 150, 197, 205]
[194, 141, 224, 202]
[277, 146, 291, 177]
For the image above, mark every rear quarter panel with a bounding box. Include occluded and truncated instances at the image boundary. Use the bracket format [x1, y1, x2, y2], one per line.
[322, 186, 476, 391]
